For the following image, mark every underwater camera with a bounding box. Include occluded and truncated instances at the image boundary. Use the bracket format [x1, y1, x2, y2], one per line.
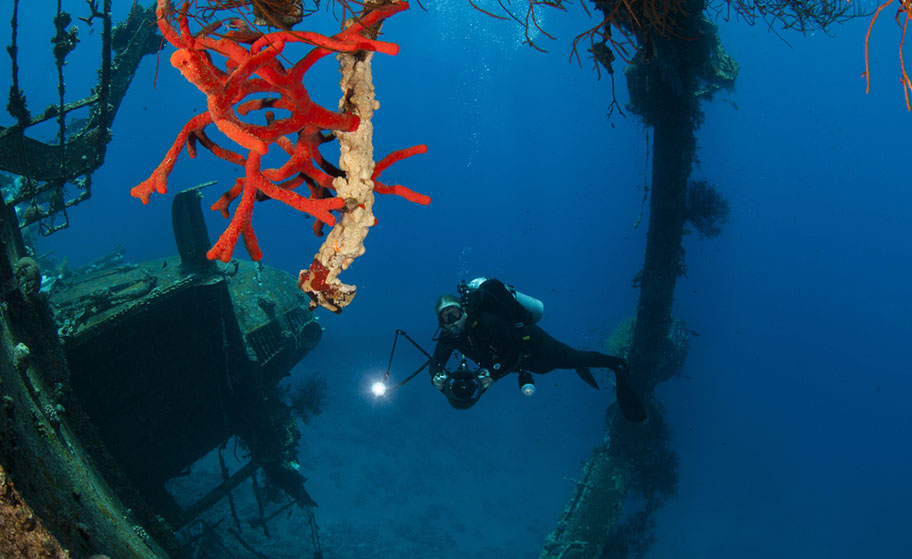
[440, 359, 485, 409]
[372, 330, 485, 409]
[373, 329, 537, 408]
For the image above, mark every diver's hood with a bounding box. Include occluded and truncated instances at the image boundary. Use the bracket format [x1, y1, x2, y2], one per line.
[436, 299, 461, 315]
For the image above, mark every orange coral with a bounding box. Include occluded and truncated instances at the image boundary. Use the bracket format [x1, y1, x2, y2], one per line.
[864, 0, 912, 110]
[133, 0, 428, 265]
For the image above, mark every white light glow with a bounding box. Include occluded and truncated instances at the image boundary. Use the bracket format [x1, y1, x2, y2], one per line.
[371, 381, 387, 398]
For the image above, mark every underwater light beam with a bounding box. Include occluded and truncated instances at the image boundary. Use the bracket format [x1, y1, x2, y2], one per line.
[370, 380, 388, 398]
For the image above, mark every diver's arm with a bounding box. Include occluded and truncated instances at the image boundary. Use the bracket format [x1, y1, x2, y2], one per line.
[430, 337, 456, 388]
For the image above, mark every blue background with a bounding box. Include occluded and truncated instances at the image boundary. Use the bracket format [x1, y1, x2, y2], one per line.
[4, 1, 910, 557]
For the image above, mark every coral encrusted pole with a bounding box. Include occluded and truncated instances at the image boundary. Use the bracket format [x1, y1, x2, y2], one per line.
[542, 1, 714, 557]
[298, 1, 393, 313]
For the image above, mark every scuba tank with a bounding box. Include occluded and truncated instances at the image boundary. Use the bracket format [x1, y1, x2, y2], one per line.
[460, 276, 544, 325]
[457, 276, 543, 393]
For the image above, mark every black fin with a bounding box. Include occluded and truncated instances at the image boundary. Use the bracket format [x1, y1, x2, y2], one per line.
[575, 367, 600, 390]
[615, 373, 647, 422]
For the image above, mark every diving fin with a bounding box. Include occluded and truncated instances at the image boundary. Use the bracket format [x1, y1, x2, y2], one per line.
[575, 367, 600, 390]
[615, 372, 647, 423]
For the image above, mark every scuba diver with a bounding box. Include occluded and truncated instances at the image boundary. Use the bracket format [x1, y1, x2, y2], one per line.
[430, 277, 648, 422]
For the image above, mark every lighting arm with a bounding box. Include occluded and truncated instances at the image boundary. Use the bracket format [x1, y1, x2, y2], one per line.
[382, 329, 432, 385]
[372, 329, 433, 397]
[390, 360, 430, 391]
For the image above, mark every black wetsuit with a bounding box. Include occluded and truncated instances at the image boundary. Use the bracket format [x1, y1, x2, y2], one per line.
[431, 307, 647, 422]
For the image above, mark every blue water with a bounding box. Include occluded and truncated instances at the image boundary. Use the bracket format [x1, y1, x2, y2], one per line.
[5, 1, 911, 557]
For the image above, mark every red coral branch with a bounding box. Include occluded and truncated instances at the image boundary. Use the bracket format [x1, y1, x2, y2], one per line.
[131, 112, 212, 204]
[133, 0, 426, 265]
[863, 0, 912, 109]
[373, 144, 431, 205]
[207, 161, 262, 262]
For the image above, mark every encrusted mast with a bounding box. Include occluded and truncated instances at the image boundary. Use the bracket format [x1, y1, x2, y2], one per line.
[133, 0, 428, 313]
[298, 21, 428, 312]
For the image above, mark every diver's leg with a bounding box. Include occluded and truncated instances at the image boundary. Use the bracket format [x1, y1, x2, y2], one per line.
[573, 350, 626, 371]
[569, 350, 648, 423]
[522, 328, 581, 372]
[523, 331, 647, 421]
[522, 334, 603, 390]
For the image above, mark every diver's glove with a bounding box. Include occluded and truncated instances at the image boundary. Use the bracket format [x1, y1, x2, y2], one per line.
[432, 371, 448, 390]
[478, 368, 494, 389]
